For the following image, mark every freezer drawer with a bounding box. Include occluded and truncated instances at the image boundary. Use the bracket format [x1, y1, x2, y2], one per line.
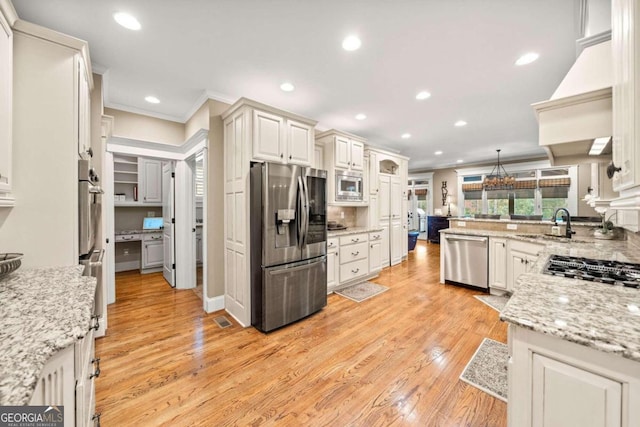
[443, 234, 488, 289]
[254, 256, 327, 332]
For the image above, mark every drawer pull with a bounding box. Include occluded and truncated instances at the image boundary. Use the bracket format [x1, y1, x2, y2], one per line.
[122, 236, 133, 241]
[372, 235, 379, 239]
[90, 358, 101, 379]
[328, 242, 334, 248]
[92, 412, 101, 427]
[351, 251, 359, 256]
[351, 268, 360, 274]
[335, 252, 338, 256]
[351, 238, 360, 243]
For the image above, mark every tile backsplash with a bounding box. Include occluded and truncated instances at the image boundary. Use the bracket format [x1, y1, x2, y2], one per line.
[327, 206, 357, 227]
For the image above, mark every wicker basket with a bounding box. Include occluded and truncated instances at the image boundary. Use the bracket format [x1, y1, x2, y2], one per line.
[0, 253, 23, 279]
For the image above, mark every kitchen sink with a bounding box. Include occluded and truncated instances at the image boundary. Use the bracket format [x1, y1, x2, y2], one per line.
[515, 234, 591, 244]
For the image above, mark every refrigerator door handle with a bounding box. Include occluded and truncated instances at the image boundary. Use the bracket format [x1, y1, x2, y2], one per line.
[297, 176, 306, 247]
[301, 174, 310, 247]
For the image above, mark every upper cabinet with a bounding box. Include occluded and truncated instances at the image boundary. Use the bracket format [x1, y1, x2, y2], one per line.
[139, 158, 162, 203]
[326, 132, 364, 171]
[252, 108, 315, 167]
[0, 5, 13, 204]
[77, 57, 91, 159]
[114, 155, 162, 206]
[610, 0, 640, 231]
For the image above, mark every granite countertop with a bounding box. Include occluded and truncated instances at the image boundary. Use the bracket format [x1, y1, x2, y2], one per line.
[0, 266, 97, 405]
[440, 227, 640, 362]
[446, 217, 601, 227]
[327, 226, 384, 237]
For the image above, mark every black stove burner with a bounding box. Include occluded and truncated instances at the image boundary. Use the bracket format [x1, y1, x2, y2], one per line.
[543, 255, 640, 289]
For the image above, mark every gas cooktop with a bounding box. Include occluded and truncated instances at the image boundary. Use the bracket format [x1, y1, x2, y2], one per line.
[543, 255, 640, 289]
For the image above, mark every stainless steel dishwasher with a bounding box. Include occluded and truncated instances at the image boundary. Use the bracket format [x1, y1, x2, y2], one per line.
[443, 234, 488, 289]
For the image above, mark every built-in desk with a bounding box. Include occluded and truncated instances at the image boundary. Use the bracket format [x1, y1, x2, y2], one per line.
[115, 230, 163, 273]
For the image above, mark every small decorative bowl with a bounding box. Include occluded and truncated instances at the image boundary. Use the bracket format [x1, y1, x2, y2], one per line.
[0, 253, 23, 279]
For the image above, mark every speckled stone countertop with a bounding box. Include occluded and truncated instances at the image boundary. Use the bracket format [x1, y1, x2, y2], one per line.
[441, 227, 640, 362]
[0, 266, 96, 405]
[327, 226, 384, 237]
[446, 217, 600, 227]
[116, 229, 162, 235]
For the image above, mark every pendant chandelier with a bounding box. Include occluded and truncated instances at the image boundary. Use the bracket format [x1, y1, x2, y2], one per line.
[483, 149, 515, 190]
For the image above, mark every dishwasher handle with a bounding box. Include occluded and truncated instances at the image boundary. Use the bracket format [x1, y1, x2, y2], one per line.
[444, 235, 488, 243]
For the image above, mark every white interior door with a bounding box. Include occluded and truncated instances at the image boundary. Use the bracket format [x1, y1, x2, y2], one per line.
[163, 162, 176, 287]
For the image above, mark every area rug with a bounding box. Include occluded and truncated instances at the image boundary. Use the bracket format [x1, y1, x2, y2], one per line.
[335, 282, 389, 303]
[459, 338, 508, 402]
[474, 294, 510, 313]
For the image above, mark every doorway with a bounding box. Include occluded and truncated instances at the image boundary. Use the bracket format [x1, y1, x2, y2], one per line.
[187, 149, 208, 310]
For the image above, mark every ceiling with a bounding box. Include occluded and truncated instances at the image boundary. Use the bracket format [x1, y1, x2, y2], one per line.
[12, 0, 579, 171]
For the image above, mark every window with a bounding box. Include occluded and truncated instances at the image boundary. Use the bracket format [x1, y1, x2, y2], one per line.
[539, 178, 570, 219]
[462, 181, 482, 216]
[487, 189, 509, 216]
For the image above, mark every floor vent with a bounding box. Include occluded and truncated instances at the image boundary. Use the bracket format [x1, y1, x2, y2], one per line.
[214, 316, 232, 329]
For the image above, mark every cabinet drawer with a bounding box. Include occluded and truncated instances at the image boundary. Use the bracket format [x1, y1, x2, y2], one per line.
[339, 233, 368, 246]
[339, 241, 368, 264]
[143, 233, 163, 242]
[369, 231, 383, 241]
[115, 233, 141, 242]
[340, 258, 368, 283]
[327, 237, 339, 251]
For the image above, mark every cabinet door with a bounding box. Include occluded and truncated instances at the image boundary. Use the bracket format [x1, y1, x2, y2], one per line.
[379, 175, 391, 220]
[253, 109, 285, 163]
[369, 152, 379, 194]
[196, 233, 203, 263]
[508, 249, 528, 291]
[313, 144, 324, 170]
[350, 140, 364, 171]
[143, 241, 164, 268]
[380, 223, 390, 267]
[531, 353, 622, 427]
[327, 249, 338, 292]
[77, 57, 90, 158]
[335, 136, 351, 169]
[390, 176, 403, 220]
[140, 158, 162, 203]
[390, 219, 403, 266]
[0, 11, 11, 194]
[489, 238, 507, 290]
[368, 195, 379, 228]
[370, 241, 381, 272]
[286, 119, 313, 166]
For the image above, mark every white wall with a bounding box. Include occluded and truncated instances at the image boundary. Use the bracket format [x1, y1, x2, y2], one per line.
[586, 0, 611, 36]
[0, 32, 78, 267]
[104, 107, 184, 146]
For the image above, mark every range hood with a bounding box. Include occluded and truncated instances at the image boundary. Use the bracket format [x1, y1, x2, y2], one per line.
[532, 39, 612, 165]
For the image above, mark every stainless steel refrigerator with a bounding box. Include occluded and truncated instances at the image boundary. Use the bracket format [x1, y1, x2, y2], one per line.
[250, 162, 327, 332]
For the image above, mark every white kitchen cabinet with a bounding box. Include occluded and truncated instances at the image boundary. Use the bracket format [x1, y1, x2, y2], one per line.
[223, 99, 317, 326]
[77, 57, 91, 159]
[252, 109, 314, 166]
[369, 152, 379, 194]
[369, 231, 382, 273]
[139, 158, 162, 203]
[368, 195, 379, 228]
[489, 237, 508, 291]
[0, 7, 12, 199]
[506, 239, 544, 291]
[401, 159, 408, 259]
[313, 143, 324, 170]
[327, 237, 339, 293]
[509, 325, 640, 427]
[333, 135, 363, 171]
[390, 219, 403, 266]
[379, 175, 391, 220]
[390, 176, 403, 220]
[338, 232, 369, 284]
[142, 233, 163, 269]
[379, 224, 390, 267]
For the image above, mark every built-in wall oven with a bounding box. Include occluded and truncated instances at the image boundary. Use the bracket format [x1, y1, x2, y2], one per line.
[335, 170, 363, 202]
[79, 159, 106, 336]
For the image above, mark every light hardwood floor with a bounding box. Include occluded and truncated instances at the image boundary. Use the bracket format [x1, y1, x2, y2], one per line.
[96, 241, 507, 426]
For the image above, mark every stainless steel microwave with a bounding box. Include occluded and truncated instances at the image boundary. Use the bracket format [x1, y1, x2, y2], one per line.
[336, 170, 363, 201]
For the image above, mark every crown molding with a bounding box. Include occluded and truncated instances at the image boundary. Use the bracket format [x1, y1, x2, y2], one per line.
[0, 0, 18, 26]
[576, 30, 612, 56]
[104, 101, 185, 124]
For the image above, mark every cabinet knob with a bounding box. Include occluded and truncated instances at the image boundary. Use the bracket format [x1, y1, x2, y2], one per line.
[352, 251, 359, 256]
[335, 252, 338, 256]
[90, 358, 101, 379]
[289, 155, 292, 160]
[351, 268, 359, 274]
[607, 162, 622, 179]
[280, 153, 284, 159]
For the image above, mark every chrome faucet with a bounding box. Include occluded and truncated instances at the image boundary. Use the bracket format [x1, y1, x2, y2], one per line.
[553, 208, 575, 239]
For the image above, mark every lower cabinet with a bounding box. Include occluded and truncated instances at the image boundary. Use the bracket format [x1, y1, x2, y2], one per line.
[369, 231, 383, 273]
[488, 237, 507, 291]
[142, 233, 163, 270]
[339, 233, 369, 283]
[327, 237, 339, 293]
[30, 320, 100, 427]
[506, 240, 543, 290]
[509, 325, 639, 427]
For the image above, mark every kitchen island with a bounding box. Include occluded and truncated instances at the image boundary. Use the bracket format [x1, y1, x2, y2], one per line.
[0, 265, 96, 406]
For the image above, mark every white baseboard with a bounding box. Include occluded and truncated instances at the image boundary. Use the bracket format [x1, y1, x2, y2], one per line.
[205, 295, 224, 313]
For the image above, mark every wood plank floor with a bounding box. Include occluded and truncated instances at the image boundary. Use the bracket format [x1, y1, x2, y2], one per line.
[96, 241, 507, 426]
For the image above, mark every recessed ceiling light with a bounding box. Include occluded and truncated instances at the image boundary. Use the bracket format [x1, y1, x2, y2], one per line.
[589, 136, 611, 155]
[113, 12, 141, 31]
[454, 120, 467, 127]
[434, 151, 443, 155]
[342, 35, 361, 51]
[144, 96, 160, 104]
[355, 113, 367, 120]
[280, 82, 295, 92]
[401, 133, 411, 139]
[416, 91, 431, 100]
[515, 52, 539, 66]
[456, 159, 463, 163]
